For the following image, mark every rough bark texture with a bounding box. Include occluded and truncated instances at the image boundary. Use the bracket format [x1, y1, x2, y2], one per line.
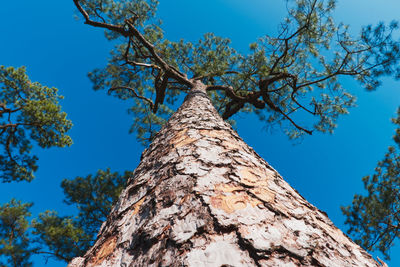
[69, 82, 382, 267]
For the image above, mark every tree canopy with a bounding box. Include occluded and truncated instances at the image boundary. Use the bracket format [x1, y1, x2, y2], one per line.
[79, 0, 399, 142]
[1, 0, 400, 265]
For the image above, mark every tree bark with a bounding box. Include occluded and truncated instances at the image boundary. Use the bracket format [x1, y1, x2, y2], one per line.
[69, 81, 383, 267]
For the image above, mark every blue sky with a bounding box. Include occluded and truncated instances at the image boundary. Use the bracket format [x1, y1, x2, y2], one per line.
[1, 0, 399, 266]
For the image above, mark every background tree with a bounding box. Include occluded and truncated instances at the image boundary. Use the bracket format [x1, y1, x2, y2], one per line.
[0, 66, 74, 264]
[342, 108, 400, 260]
[0, 168, 127, 264]
[32, 168, 128, 262]
[0, 66, 72, 183]
[0, 199, 34, 267]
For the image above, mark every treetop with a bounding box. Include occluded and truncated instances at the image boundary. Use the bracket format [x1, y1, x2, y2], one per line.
[74, 0, 400, 143]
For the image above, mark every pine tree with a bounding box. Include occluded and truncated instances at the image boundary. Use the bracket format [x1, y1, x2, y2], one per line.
[66, 0, 399, 265]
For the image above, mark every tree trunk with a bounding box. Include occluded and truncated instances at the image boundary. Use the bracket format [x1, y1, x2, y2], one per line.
[69, 81, 383, 267]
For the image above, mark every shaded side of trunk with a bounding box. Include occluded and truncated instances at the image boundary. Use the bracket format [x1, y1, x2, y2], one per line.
[69, 82, 381, 267]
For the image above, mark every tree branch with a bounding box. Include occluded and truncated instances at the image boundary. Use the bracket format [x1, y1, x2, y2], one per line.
[108, 86, 154, 109]
[73, 0, 193, 114]
[124, 20, 189, 85]
[73, 0, 127, 36]
[193, 70, 240, 81]
[153, 72, 169, 113]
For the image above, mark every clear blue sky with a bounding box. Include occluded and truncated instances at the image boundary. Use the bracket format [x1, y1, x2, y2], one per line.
[1, 0, 399, 266]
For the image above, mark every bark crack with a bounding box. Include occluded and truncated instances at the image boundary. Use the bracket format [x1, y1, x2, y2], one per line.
[192, 184, 262, 266]
[235, 230, 264, 267]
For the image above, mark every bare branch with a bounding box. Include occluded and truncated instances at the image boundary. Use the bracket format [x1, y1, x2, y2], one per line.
[153, 72, 169, 113]
[207, 85, 262, 106]
[193, 71, 240, 81]
[108, 86, 154, 109]
[73, 0, 127, 36]
[124, 20, 189, 85]
[123, 60, 161, 70]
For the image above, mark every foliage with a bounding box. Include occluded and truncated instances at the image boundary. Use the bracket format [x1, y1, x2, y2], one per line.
[0, 169, 128, 263]
[60, 168, 128, 236]
[32, 169, 128, 262]
[342, 108, 400, 260]
[0, 66, 72, 182]
[0, 199, 34, 267]
[32, 211, 91, 262]
[78, 0, 400, 143]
